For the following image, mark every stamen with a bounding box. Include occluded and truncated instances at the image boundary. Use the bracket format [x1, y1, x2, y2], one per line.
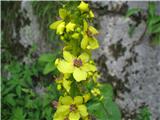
[70, 104, 77, 112]
[73, 59, 83, 67]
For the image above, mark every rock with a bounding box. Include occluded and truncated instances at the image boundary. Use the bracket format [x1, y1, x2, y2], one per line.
[93, 2, 160, 119]
[20, 1, 51, 54]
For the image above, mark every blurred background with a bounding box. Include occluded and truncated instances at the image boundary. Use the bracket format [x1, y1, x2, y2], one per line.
[1, 1, 160, 120]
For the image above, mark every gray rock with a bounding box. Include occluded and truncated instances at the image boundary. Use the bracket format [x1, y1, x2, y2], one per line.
[20, 1, 51, 54]
[93, 2, 160, 119]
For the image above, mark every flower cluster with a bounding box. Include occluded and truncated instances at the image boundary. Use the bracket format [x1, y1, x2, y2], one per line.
[54, 96, 88, 120]
[50, 1, 102, 120]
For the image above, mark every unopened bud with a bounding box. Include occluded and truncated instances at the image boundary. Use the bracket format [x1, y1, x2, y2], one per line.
[57, 84, 62, 90]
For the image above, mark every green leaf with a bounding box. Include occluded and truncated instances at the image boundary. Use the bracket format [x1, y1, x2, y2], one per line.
[100, 83, 114, 101]
[148, 2, 156, 17]
[4, 93, 16, 106]
[88, 84, 121, 120]
[148, 16, 160, 26]
[136, 106, 151, 120]
[148, 23, 160, 33]
[43, 62, 56, 75]
[126, 8, 141, 17]
[103, 100, 121, 120]
[88, 100, 121, 120]
[88, 102, 108, 120]
[38, 53, 56, 63]
[16, 85, 21, 97]
[12, 107, 25, 120]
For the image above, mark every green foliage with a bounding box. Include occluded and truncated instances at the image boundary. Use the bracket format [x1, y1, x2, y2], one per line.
[126, 8, 141, 17]
[88, 84, 121, 120]
[126, 2, 160, 45]
[1, 42, 60, 120]
[147, 2, 160, 45]
[38, 52, 60, 75]
[136, 106, 151, 120]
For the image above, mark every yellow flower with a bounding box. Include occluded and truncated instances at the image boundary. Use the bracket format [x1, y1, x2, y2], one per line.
[56, 22, 65, 35]
[59, 8, 68, 19]
[55, 51, 96, 82]
[81, 20, 99, 50]
[50, 8, 69, 35]
[66, 22, 76, 32]
[78, 1, 89, 12]
[55, 74, 72, 92]
[91, 88, 101, 96]
[54, 96, 88, 120]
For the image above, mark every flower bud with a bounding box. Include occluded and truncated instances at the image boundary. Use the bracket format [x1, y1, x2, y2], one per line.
[57, 84, 62, 90]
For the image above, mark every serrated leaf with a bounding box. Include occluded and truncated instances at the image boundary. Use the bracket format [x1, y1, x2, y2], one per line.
[126, 8, 141, 17]
[43, 62, 56, 75]
[38, 53, 56, 63]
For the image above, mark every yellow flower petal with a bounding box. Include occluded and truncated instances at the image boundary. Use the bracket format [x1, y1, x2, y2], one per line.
[88, 26, 98, 35]
[49, 20, 63, 30]
[63, 51, 75, 62]
[78, 105, 88, 117]
[59, 8, 68, 19]
[55, 58, 60, 65]
[54, 112, 66, 120]
[63, 79, 72, 92]
[64, 73, 71, 79]
[78, 1, 89, 12]
[56, 22, 65, 35]
[81, 34, 89, 49]
[83, 20, 88, 32]
[89, 10, 94, 18]
[66, 22, 76, 32]
[57, 60, 74, 73]
[69, 111, 80, 120]
[81, 63, 96, 72]
[60, 96, 73, 105]
[87, 37, 99, 49]
[73, 68, 87, 82]
[78, 52, 90, 63]
[74, 96, 83, 105]
[83, 93, 91, 103]
[55, 105, 70, 116]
